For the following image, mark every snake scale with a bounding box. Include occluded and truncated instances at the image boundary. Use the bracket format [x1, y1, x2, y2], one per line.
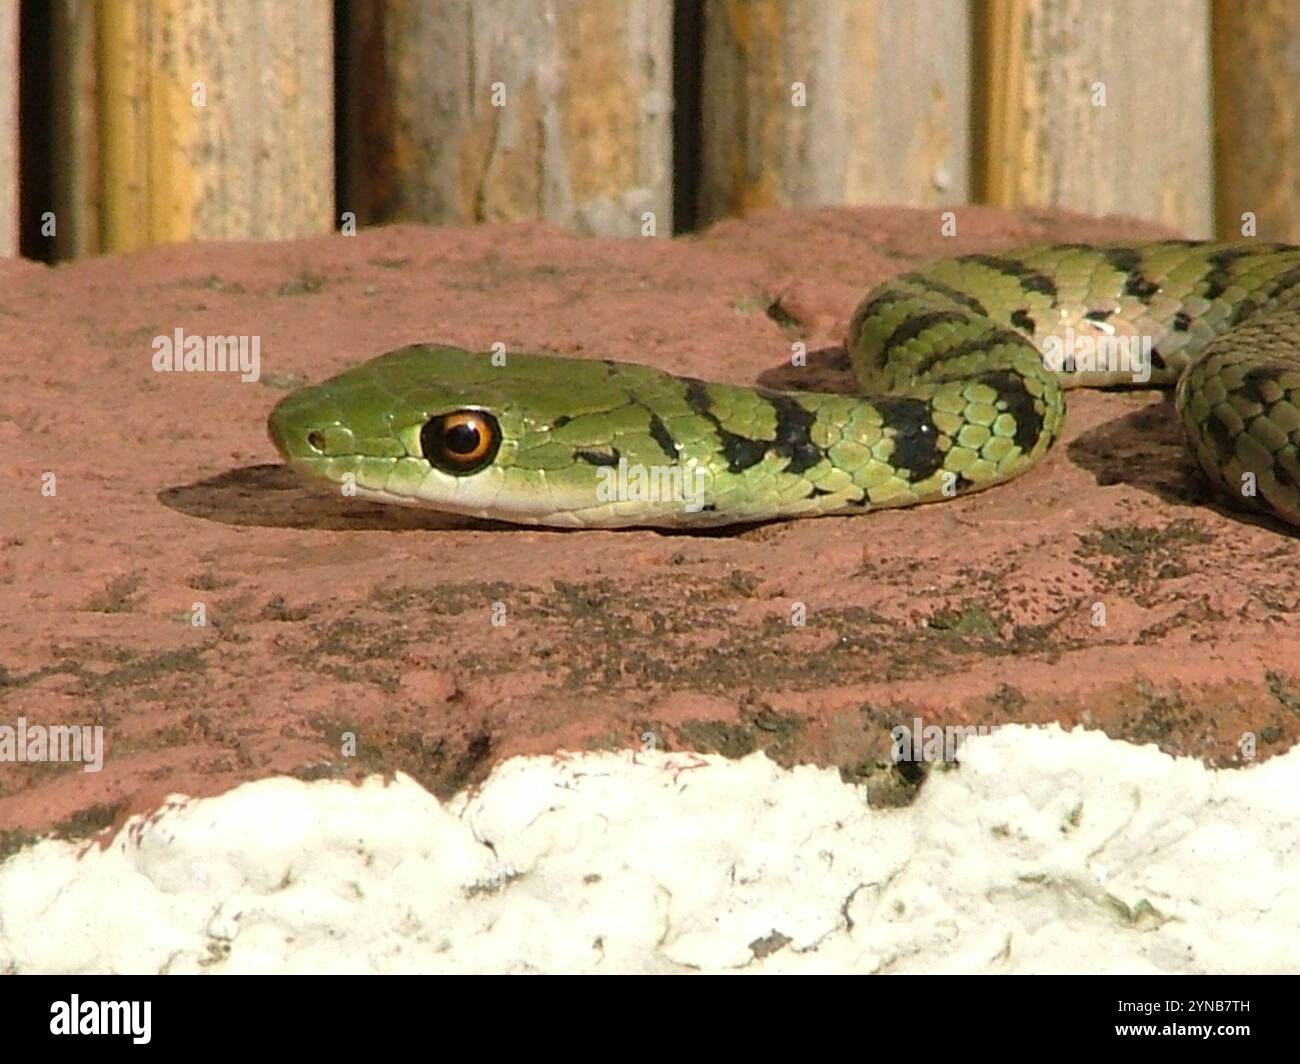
[268, 242, 1300, 530]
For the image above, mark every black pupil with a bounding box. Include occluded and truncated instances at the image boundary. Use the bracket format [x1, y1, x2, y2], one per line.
[445, 421, 481, 455]
[421, 410, 500, 476]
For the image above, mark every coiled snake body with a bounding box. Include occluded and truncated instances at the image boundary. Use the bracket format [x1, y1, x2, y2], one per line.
[269, 242, 1300, 529]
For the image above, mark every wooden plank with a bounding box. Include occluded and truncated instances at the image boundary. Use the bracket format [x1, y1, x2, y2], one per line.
[1213, 0, 1300, 241]
[978, 0, 1213, 237]
[52, 0, 101, 259]
[697, 0, 971, 225]
[342, 0, 673, 236]
[98, 0, 333, 252]
[0, 0, 17, 256]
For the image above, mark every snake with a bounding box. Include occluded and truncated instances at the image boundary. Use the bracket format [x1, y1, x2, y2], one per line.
[267, 242, 1300, 530]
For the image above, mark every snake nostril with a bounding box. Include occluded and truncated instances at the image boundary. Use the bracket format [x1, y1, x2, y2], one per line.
[307, 431, 326, 451]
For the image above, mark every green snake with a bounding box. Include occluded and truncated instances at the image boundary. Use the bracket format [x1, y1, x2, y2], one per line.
[268, 242, 1300, 530]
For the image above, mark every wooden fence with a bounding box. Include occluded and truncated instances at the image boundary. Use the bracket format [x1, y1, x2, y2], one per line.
[0, 0, 1297, 260]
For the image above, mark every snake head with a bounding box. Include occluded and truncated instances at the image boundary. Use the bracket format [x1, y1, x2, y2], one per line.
[267, 343, 716, 527]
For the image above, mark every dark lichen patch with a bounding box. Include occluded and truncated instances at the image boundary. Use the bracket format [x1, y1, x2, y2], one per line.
[979, 673, 1298, 767]
[373, 581, 519, 618]
[988, 684, 1028, 716]
[630, 722, 673, 754]
[21, 580, 898, 740]
[885, 601, 1057, 677]
[746, 703, 802, 738]
[2, 645, 208, 702]
[275, 271, 327, 296]
[87, 573, 143, 613]
[1076, 515, 1206, 551]
[0, 800, 127, 866]
[842, 755, 928, 808]
[290, 760, 348, 783]
[188, 570, 237, 592]
[262, 595, 310, 622]
[305, 614, 411, 663]
[1074, 520, 1212, 595]
[0, 827, 39, 864]
[671, 700, 805, 764]
[304, 577, 1051, 701]
[142, 711, 228, 754]
[86, 647, 207, 696]
[0, 728, 112, 790]
[1078, 520, 1212, 559]
[549, 579, 622, 618]
[1114, 680, 1197, 749]
[580, 728, 634, 755]
[1111, 678, 1288, 766]
[181, 274, 248, 294]
[319, 662, 399, 695]
[1130, 596, 1229, 644]
[674, 719, 758, 758]
[925, 604, 1000, 640]
[58, 801, 125, 841]
[0, 658, 95, 694]
[194, 546, 1271, 773]
[310, 716, 432, 776]
[446, 729, 494, 796]
[305, 717, 492, 800]
[1266, 671, 1300, 717]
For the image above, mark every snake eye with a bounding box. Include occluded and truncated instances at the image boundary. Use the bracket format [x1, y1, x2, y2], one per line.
[420, 409, 501, 475]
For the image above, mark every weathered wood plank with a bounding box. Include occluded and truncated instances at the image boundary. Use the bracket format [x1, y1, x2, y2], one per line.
[978, 0, 1213, 236]
[51, 0, 101, 259]
[698, 0, 971, 224]
[98, 0, 333, 252]
[1213, 0, 1300, 241]
[0, 0, 17, 256]
[342, 0, 674, 236]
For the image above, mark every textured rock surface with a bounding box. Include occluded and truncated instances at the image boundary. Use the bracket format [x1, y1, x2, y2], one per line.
[2, 206, 1298, 845]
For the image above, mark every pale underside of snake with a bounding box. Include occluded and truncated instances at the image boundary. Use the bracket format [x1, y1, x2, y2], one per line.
[268, 242, 1300, 530]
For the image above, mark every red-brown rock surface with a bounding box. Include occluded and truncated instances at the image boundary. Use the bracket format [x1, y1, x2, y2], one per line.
[3, 206, 1298, 848]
